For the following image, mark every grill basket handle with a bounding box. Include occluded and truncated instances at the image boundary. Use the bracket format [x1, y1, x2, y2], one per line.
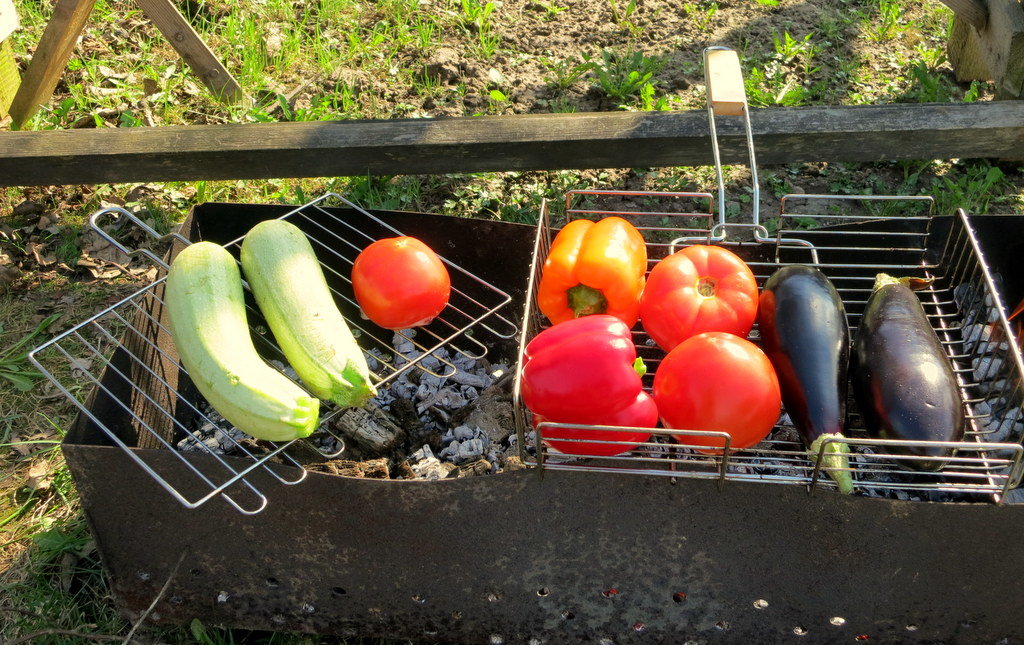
[89, 206, 192, 271]
[703, 46, 762, 239]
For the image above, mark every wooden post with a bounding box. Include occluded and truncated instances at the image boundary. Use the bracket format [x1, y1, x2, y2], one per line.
[0, 40, 18, 118]
[134, 0, 246, 103]
[8, 0, 96, 129]
[946, 0, 1024, 99]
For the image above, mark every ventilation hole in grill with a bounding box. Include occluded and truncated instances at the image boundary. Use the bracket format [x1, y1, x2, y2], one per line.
[753, 599, 769, 609]
[602, 588, 618, 598]
[793, 626, 808, 636]
[672, 591, 688, 603]
[537, 587, 550, 597]
[905, 624, 919, 632]
[332, 587, 346, 598]
[266, 577, 280, 588]
[716, 621, 730, 631]
[830, 616, 846, 626]
[412, 594, 426, 604]
[561, 610, 575, 620]
[633, 622, 647, 633]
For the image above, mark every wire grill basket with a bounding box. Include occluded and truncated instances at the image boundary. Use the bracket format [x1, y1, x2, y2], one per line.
[511, 47, 1024, 503]
[512, 193, 1024, 501]
[29, 193, 517, 514]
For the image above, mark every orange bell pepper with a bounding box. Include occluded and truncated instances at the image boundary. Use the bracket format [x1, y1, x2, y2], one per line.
[537, 216, 647, 327]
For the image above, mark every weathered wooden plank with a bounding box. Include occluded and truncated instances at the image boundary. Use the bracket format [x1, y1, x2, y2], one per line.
[947, 0, 1024, 99]
[134, 0, 245, 103]
[8, 0, 96, 129]
[936, 0, 988, 29]
[1, 101, 1023, 187]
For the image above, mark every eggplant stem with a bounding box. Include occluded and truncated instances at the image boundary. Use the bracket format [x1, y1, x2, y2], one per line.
[873, 273, 934, 292]
[808, 433, 855, 495]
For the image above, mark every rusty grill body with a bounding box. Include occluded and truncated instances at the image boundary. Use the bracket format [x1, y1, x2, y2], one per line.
[54, 202, 1024, 644]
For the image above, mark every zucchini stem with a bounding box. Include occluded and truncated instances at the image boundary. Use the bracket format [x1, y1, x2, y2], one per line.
[808, 433, 855, 495]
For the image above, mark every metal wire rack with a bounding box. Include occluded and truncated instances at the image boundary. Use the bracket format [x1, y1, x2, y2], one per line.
[29, 193, 517, 514]
[513, 193, 1024, 501]
[511, 47, 1024, 502]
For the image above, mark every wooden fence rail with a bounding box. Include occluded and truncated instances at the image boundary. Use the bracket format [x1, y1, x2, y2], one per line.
[2, 101, 1023, 187]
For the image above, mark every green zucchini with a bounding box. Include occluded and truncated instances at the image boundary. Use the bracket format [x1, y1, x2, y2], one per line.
[165, 241, 319, 442]
[240, 219, 377, 407]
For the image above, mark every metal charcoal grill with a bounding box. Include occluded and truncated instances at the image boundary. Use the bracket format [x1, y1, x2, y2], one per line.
[37, 47, 1024, 644]
[29, 193, 517, 513]
[512, 48, 1024, 502]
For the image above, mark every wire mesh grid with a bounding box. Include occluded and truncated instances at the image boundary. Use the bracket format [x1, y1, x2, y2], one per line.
[512, 192, 1024, 502]
[29, 193, 517, 514]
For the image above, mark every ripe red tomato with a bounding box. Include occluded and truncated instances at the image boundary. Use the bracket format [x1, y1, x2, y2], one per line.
[639, 244, 758, 352]
[352, 236, 451, 329]
[653, 332, 781, 452]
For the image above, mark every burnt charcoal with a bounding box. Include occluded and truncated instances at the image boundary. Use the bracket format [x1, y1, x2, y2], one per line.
[449, 384, 515, 445]
[456, 458, 492, 477]
[308, 457, 390, 479]
[331, 402, 406, 456]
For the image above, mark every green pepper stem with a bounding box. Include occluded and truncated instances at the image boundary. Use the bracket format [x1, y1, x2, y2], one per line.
[567, 284, 608, 317]
[633, 357, 647, 377]
[807, 433, 855, 495]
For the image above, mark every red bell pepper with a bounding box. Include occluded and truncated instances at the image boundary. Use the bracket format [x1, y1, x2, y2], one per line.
[520, 314, 656, 456]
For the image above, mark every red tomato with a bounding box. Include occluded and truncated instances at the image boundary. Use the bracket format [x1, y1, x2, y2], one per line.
[652, 332, 781, 452]
[639, 244, 758, 352]
[352, 236, 451, 329]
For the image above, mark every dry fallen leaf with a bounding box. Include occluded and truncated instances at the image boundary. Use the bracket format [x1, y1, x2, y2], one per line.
[25, 461, 53, 492]
[28, 242, 57, 266]
[70, 357, 94, 375]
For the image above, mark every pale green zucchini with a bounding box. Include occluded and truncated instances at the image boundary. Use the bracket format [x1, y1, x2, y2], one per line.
[240, 219, 377, 407]
[165, 241, 319, 442]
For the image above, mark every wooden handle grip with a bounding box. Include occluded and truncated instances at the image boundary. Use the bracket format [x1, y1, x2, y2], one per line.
[706, 49, 747, 116]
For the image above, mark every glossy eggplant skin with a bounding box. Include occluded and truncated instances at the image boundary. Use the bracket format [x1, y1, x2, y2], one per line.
[758, 266, 850, 444]
[852, 275, 965, 471]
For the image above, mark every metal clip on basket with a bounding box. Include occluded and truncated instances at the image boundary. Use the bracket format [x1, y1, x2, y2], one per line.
[512, 47, 1024, 502]
[30, 193, 517, 514]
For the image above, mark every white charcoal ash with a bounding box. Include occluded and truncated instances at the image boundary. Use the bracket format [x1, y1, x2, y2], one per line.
[177, 404, 256, 454]
[439, 425, 490, 464]
[407, 444, 456, 480]
[961, 323, 1010, 355]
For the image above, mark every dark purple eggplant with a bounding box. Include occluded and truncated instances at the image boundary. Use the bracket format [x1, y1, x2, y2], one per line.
[852, 274, 965, 471]
[758, 265, 853, 494]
